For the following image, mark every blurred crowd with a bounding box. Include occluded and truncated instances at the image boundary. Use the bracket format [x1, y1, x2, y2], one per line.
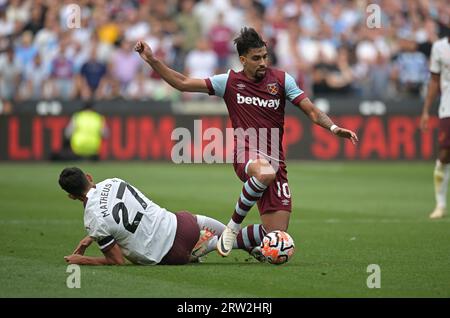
[0, 0, 449, 105]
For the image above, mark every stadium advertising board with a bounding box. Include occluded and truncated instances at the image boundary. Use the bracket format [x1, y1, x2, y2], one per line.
[0, 98, 438, 161]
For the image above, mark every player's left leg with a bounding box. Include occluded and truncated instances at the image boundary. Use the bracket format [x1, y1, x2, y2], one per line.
[235, 223, 268, 262]
[217, 159, 276, 256]
[256, 162, 292, 231]
[430, 118, 450, 218]
[260, 210, 290, 232]
[431, 147, 450, 218]
[195, 214, 267, 258]
[248, 211, 290, 263]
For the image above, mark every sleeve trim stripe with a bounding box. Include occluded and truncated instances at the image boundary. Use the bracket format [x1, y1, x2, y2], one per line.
[99, 239, 115, 250]
[101, 241, 116, 253]
[98, 236, 115, 249]
[204, 78, 215, 95]
[292, 92, 307, 105]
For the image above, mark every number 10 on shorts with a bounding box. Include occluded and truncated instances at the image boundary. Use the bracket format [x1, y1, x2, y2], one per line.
[276, 182, 291, 198]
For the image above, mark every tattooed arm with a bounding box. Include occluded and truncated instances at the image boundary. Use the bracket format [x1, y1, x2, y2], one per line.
[298, 98, 359, 144]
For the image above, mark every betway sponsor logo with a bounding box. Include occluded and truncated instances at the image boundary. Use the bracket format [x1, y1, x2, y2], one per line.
[237, 93, 280, 110]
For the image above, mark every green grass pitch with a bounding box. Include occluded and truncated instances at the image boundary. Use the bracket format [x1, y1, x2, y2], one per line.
[0, 161, 449, 297]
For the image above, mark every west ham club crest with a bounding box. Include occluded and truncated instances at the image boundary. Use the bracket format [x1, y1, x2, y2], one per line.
[267, 83, 278, 95]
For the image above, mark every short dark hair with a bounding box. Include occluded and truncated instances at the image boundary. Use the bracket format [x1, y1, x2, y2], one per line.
[234, 27, 266, 56]
[59, 167, 89, 196]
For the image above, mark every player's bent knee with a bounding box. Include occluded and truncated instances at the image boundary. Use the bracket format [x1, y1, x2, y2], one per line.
[255, 170, 276, 185]
[252, 159, 276, 185]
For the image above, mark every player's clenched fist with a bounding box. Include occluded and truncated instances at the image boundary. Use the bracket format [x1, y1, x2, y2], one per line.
[134, 40, 153, 62]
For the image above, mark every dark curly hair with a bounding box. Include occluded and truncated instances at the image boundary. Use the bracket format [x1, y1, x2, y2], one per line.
[234, 27, 267, 56]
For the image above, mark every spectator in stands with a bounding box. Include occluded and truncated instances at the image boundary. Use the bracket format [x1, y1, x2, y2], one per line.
[78, 45, 107, 100]
[0, 8, 14, 38]
[22, 4, 45, 36]
[125, 67, 153, 101]
[0, 0, 448, 102]
[66, 40, 90, 75]
[0, 46, 21, 101]
[49, 44, 75, 100]
[274, 17, 303, 81]
[185, 38, 218, 80]
[34, 13, 60, 68]
[221, 0, 247, 34]
[95, 63, 122, 100]
[6, 0, 31, 35]
[139, 22, 179, 101]
[194, 0, 220, 36]
[20, 53, 50, 100]
[364, 50, 392, 100]
[412, 18, 439, 58]
[15, 30, 38, 71]
[110, 38, 142, 95]
[95, 9, 120, 46]
[174, 0, 201, 71]
[71, 16, 93, 48]
[391, 35, 429, 97]
[184, 37, 218, 99]
[123, 7, 150, 42]
[312, 46, 352, 96]
[208, 12, 233, 73]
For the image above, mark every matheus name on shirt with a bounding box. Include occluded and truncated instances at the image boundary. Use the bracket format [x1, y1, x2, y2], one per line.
[99, 183, 112, 217]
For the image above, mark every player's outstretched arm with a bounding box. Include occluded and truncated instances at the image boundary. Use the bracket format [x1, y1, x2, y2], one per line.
[134, 40, 209, 93]
[72, 236, 94, 255]
[298, 98, 359, 145]
[420, 73, 440, 131]
[64, 243, 125, 265]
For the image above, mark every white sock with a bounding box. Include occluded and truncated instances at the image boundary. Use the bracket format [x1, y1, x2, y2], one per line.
[205, 236, 218, 254]
[227, 219, 241, 232]
[434, 160, 450, 209]
[196, 215, 226, 236]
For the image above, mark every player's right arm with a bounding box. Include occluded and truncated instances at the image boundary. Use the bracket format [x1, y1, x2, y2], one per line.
[72, 235, 94, 255]
[420, 73, 440, 131]
[64, 243, 125, 265]
[298, 97, 358, 144]
[285, 72, 358, 144]
[134, 40, 209, 93]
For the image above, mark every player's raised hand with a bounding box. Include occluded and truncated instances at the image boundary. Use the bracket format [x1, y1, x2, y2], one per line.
[334, 127, 359, 145]
[134, 40, 153, 62]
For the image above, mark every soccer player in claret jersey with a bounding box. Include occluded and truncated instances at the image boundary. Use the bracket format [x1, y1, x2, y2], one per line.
[135, 27, 358, 257]
[59, 167, 267, 265]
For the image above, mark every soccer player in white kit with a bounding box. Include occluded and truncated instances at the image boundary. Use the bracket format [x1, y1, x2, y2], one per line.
[59, 167, 268, 265]
[420, 33, 450, 219]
